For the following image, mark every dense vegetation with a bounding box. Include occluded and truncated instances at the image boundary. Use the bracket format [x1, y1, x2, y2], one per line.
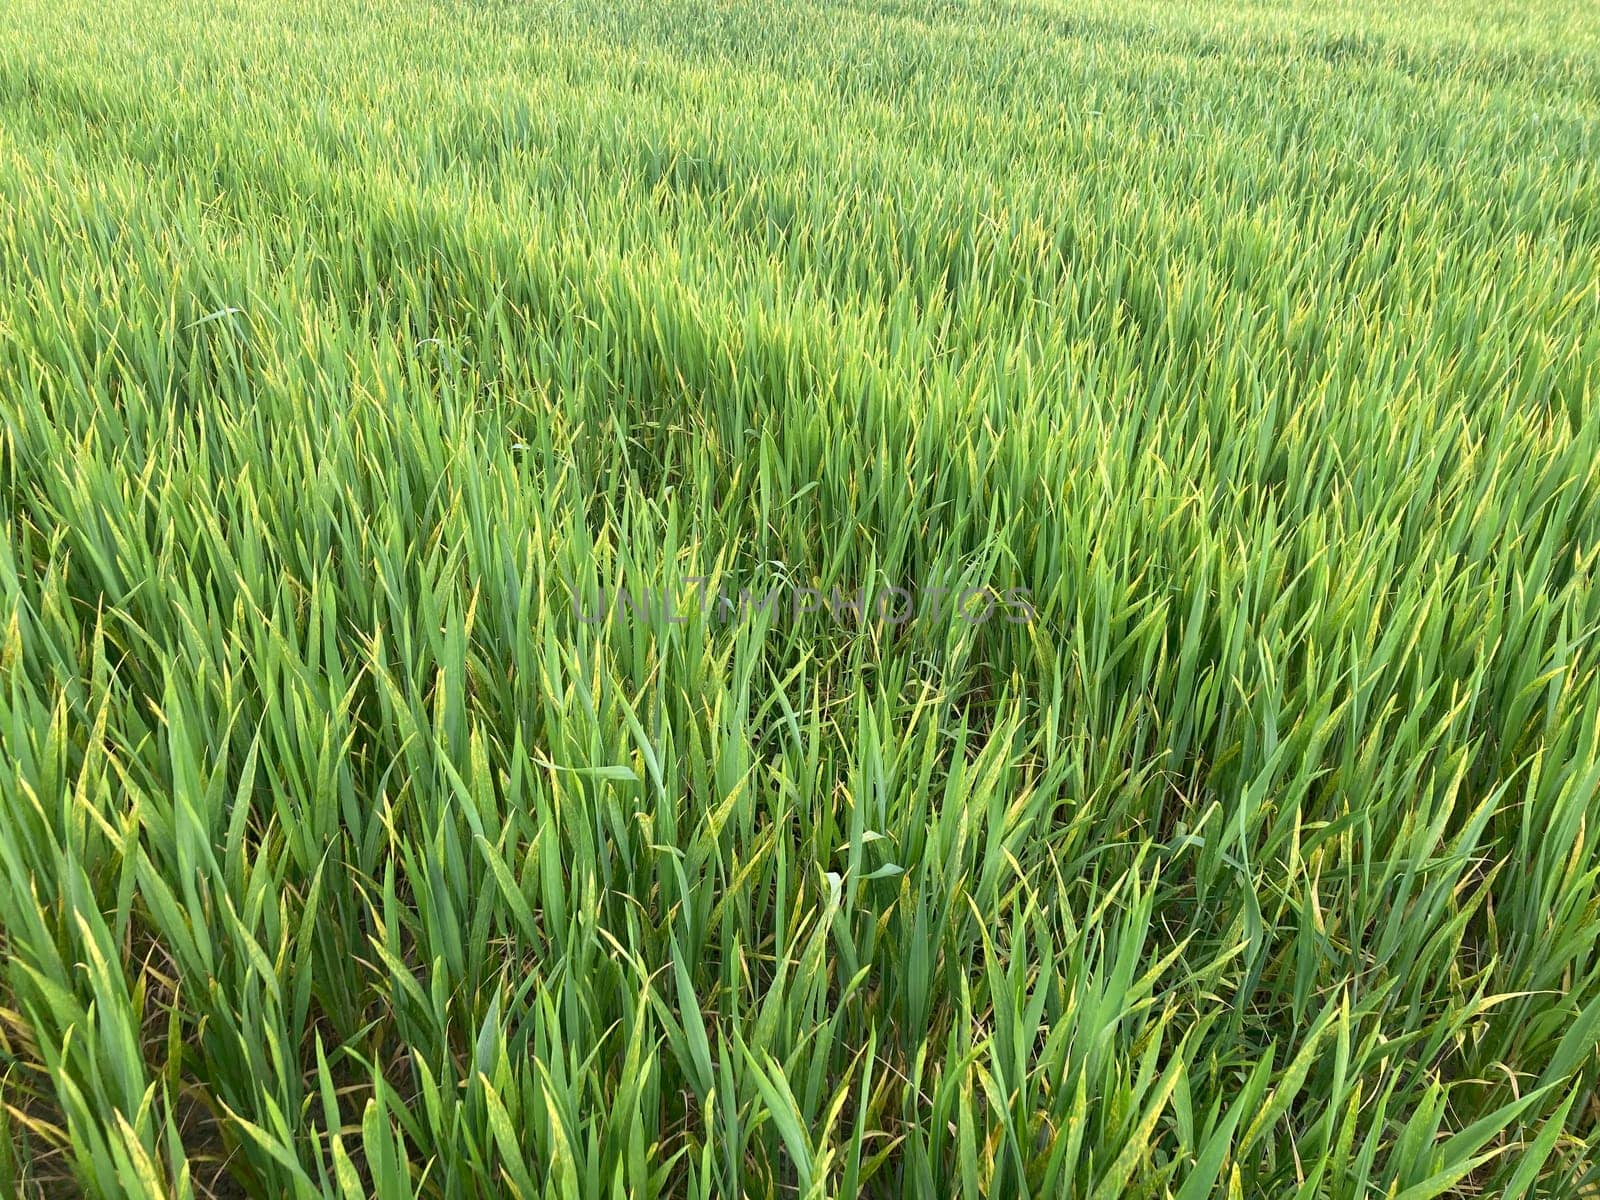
[2, 0, 1599, 1195]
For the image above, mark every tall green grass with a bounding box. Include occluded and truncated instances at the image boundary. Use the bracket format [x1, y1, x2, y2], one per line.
[2, 0, 1598, 1194]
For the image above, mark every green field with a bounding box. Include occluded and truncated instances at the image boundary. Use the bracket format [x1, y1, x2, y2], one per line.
[2, 0, 1599, 1195]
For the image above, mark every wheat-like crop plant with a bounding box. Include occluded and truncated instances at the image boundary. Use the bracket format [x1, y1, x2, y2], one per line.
[1, 0, 1598, 1195]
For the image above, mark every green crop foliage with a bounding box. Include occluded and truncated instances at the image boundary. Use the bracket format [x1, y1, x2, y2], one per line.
[2, 0, 1598, 1194]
